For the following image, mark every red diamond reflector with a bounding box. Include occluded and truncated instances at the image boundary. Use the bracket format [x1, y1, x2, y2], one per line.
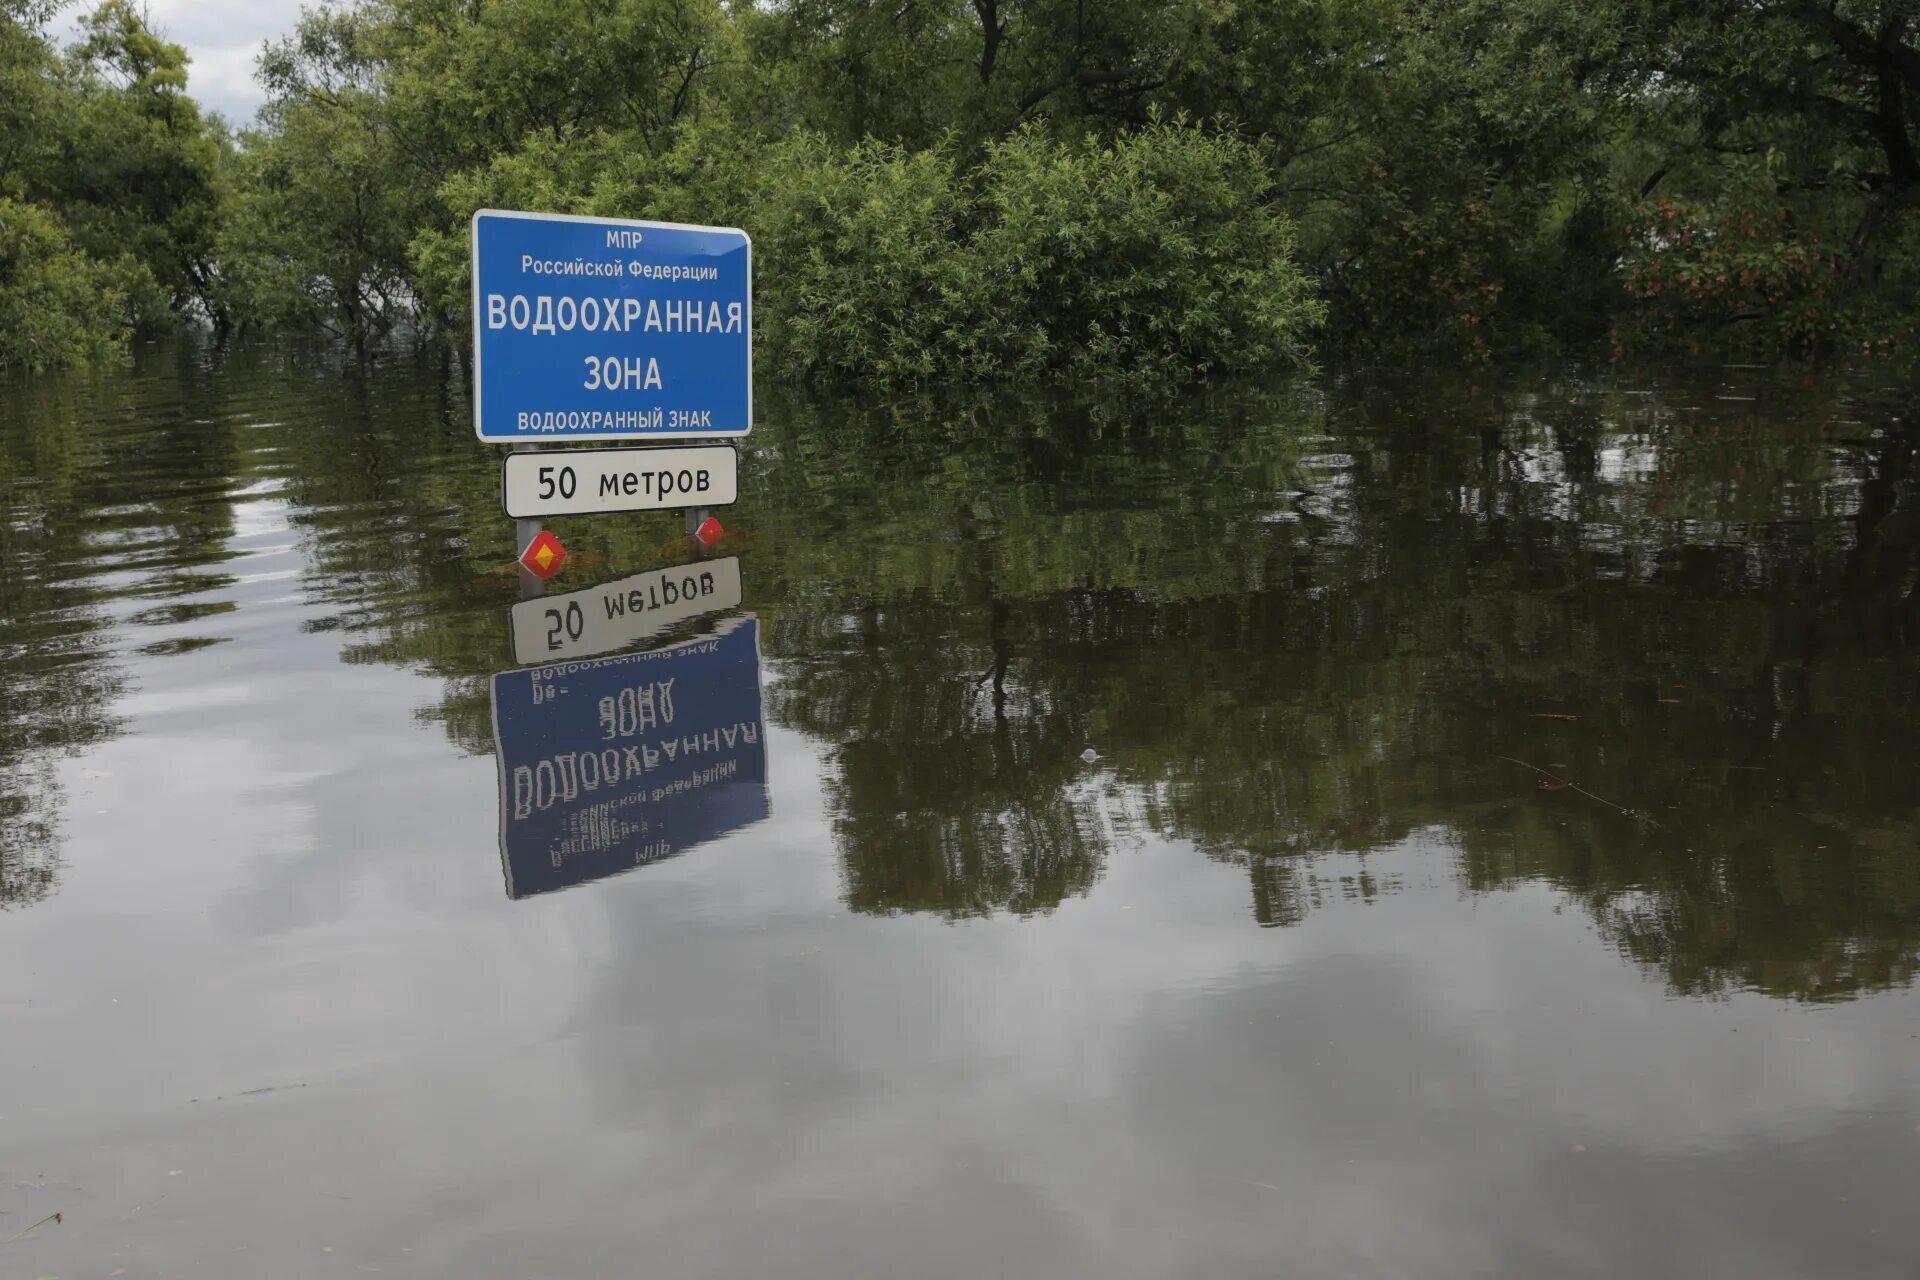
[519, 530, 567, 580]
[695, 517, 724, 547]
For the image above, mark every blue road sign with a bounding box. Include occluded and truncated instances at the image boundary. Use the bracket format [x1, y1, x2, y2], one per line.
[470, 209, 751, 443]
[490, 617, 768, 899]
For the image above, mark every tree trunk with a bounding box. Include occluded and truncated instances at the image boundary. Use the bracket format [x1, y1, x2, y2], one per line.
[972, 0, 1003, 85]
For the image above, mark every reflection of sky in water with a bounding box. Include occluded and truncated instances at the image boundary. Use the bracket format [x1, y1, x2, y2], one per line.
[12, 681, 1919, 1274]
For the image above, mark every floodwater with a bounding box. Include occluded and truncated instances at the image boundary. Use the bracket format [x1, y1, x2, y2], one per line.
[2, 341, 1918, 1278]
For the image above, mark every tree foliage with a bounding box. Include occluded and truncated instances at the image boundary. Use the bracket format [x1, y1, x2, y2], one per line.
[0, 0, 230, 370]
[743, 121, 1322, 386]
[0, 197, 136, 372]
[3, 0, 1918, 373]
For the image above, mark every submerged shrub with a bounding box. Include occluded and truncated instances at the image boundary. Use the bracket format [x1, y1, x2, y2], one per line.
[745, 120, 1323, 388]
[749, 134, 985, 385]
[1616, 196, 1918, 359]
[971, 121, 1323, 385]
[0, 199, 138, 374]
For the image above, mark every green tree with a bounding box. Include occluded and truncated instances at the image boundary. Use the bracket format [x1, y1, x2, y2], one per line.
[228, 0, 737, 338]
[53, 0, 231, 326]
[1603, 0, 1920, 351]
[0, 0, 63, 199]
[0, 0, 232, 359]
[0, 197, 137, 372]
[219, 95, 416, 342]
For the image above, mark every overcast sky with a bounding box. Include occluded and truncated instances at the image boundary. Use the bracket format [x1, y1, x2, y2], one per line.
[55, 0, 305, 124]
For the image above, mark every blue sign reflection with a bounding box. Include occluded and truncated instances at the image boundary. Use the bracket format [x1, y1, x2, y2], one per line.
[489, 617, 768, 898]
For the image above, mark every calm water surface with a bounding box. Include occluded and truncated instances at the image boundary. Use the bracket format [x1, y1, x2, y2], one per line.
[2, 342, 1918, 1277]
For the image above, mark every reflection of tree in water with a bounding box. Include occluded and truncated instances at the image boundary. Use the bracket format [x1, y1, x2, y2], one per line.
[0, 675, 123, 908]
[0, 389, 122, 906]
[760, 375, 1920, 1002]
[1442, 534, 1920, 1002]
[0, 342, 267, 907]
[258, 350, 511, 755]
[771, 599, 1109, 917]
[757, 387, 1318, 918]
[160, 352, 1920, 1003]
[1412, 387, 1920, 1001]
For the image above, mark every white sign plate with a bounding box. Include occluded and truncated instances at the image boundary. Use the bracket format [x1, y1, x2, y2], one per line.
[502, 446, 738, 519]
[510, 557, 743, 665]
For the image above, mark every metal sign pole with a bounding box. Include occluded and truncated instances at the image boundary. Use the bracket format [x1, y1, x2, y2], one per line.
[684, 433, 714, 554]
[514, 442, 545, 599]
[473, 212, 750, 583]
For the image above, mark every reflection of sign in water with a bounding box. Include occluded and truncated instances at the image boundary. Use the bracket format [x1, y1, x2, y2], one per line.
[508, 557, 742, 666]
[490, 618, 768, 899]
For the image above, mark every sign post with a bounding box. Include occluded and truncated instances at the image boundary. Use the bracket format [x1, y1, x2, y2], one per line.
[472, 208, 751, 620]
[512, 442, 544, 599]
